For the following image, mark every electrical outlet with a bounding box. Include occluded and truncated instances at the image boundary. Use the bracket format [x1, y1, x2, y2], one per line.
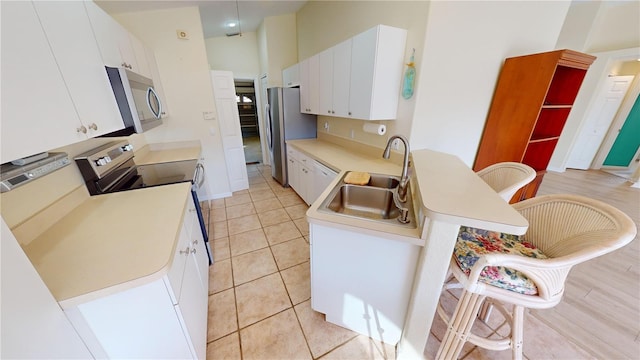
[350, 129, 355, 139]
[324, 122, 329, 131]
[391, 138, 401, 150]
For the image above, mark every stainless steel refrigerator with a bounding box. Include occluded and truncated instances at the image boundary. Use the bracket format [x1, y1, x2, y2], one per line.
[266, 87, 317, 186]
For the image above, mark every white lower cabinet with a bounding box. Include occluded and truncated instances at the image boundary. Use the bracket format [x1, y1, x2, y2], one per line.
[287, 146, 338, 205]
[65, 195, 208, 359]
[309, 222, 420, 345]
[287, 146, 318, 205]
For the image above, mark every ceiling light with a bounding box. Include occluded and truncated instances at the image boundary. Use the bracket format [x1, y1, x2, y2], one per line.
[227, 22, 236, 28]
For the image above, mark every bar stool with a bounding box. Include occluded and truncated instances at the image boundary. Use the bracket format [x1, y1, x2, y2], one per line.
[476, 162, 536, 202]
[435, 194, 637, 359]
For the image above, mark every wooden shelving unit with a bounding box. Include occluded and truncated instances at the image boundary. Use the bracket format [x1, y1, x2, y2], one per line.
[474, 49, 596, 202]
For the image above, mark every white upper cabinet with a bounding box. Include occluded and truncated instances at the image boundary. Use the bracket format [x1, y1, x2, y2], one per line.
[349, 25, 407, 120]
[318, 47, 334, 116]
[1, 1, 85, 163]
[318, 39, 352, 118]
[85, 1, 150, 78]
[84, 1, 134, 69]
[332, 39, 352, 118]
[34, 1, 124, 138]
[129, 33, 152, 78]
[304, 24, 407, 121]
[299, 55, 319, 114]
[282, 63, 300, 87]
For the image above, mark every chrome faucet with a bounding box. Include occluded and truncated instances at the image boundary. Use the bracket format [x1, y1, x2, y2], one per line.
[383, 135, 410, 203]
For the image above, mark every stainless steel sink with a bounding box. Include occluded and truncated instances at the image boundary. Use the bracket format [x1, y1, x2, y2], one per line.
[367, 173, 400, 189]
[318, 172, 416, 228]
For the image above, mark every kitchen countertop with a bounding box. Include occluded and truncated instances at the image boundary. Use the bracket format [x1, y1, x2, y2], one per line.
[295, 139, 527, 243]
[22, 182, 192, 309]
[287, 138, 401, 174]
[411, 149, 528, 234]
[134, 142, 201, 165]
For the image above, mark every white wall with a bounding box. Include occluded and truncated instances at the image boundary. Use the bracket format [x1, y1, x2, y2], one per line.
[549, 1, 640, 171]
[409, 1, 571, 166]
[296, 1, 429, 150]
[1, 219, 93, 359]
[114, 7, 231, 197]
[204, 31, 260, 78]
[263, 14, 298, 88]
[586, 1, 640, 53]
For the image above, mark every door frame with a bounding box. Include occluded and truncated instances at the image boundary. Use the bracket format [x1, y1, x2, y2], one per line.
[555, 47, 640, 172]
[258, 74, 270, 165]
[592, 75, 640, 170]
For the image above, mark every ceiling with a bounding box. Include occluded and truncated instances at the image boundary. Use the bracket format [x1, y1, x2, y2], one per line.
[96, 1, 307, 38]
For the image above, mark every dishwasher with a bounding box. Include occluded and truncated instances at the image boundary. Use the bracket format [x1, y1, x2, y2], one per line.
[313, 160, 338, 202]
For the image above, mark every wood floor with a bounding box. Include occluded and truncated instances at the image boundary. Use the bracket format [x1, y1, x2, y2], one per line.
[533, 169, 640, 359]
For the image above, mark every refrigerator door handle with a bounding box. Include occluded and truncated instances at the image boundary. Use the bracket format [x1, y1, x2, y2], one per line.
[265, 103, 273, 150]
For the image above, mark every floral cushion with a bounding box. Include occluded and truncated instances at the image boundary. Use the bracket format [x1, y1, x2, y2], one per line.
[454, 226, 548, 295]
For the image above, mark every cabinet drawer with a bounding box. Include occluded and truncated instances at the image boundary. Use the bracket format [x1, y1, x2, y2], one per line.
[297, 151, 313, 168]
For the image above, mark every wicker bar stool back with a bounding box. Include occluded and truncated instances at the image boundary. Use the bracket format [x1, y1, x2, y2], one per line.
[435, 194, 637, 360]
[476, 162, 536, 202]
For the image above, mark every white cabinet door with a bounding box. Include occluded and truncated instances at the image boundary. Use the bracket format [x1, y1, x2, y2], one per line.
[282, 63, 300, 87]
[332, 39, 352, 118]
[130, 33, 152, 78]
[188, 203, 209, 294]
[318, 48, 334, 116]
[317, 40, 351, 118]
[34, 1, 124, 138]
[0, 1, 84, 163]
[299, 58, 310, 113]
[299, 163, 314, 205]
[310, 223, 420, 345]
[288, 156, 300, 193]
[166, 223, 190, 305]
[73, 280, 193, 359]
[350, 25, 407, 120]
[176, 194, 208, 359]
[84, 1, 136, 70]
[176, 252, 208, 360]
[300, 55, 320, 114]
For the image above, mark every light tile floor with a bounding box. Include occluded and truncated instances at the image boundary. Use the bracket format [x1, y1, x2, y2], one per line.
[205, 164, 593, 360]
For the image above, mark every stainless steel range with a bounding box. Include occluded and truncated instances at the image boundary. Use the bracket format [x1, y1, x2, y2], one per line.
[75, 141, 212, 264]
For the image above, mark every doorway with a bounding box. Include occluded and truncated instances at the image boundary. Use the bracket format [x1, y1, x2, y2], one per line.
[235, 80, 262, 164]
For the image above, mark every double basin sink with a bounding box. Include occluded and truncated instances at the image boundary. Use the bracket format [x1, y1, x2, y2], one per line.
[318, 172, 416, 229]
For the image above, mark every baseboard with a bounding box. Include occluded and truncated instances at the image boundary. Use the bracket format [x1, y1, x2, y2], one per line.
[210, 192, 232, 200]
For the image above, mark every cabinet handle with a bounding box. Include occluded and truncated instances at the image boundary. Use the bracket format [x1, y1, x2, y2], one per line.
[191, 248, 197, 254]
[88, 123, 98, 131]
[331, 111, 335, 114]
[327, 110, 331, 114]
[76, 125, 87, 134]
[179, 246, 191, 255]
[348, 112, 352, 116]
[192, 239, 199, 246]
[189, 208, 197, 213]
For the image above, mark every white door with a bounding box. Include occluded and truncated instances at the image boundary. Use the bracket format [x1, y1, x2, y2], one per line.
[211, 70, 249, 192]
[566, 75, 634, 169]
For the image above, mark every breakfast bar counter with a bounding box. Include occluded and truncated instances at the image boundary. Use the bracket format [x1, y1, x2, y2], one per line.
[289, 137, 528, 359]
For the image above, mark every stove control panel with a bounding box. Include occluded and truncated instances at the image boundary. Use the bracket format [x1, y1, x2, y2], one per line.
[0, 153, 71, 192]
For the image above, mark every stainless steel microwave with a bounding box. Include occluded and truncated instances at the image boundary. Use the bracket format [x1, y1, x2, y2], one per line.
[103, 66, 163, 136]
